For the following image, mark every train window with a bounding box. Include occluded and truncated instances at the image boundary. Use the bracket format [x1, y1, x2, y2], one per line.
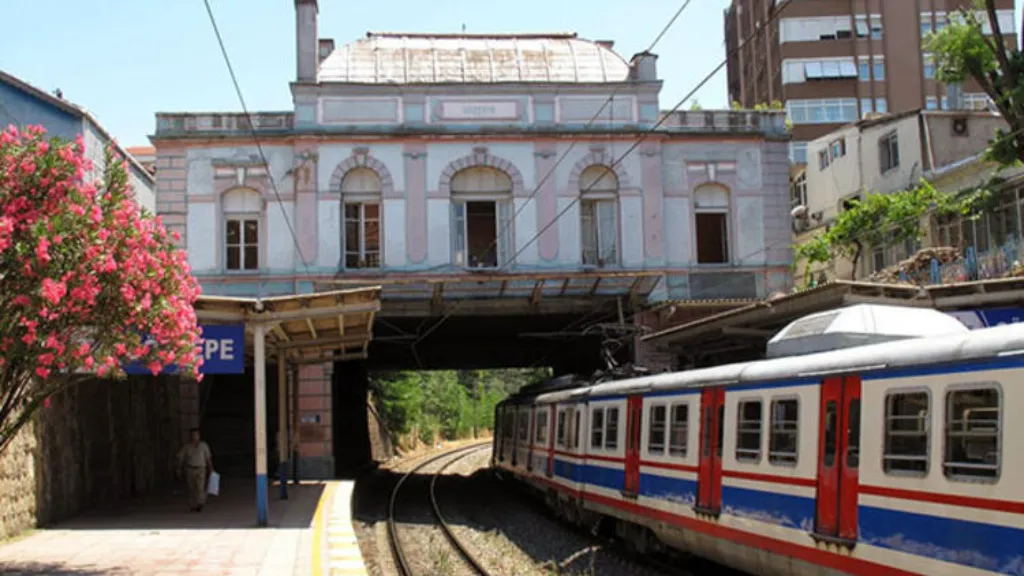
[591, 407, 605, 449]
[536, 410, 548, 444]
[883, 392, 929, 475]
[944, 387, 1001, 481]
[736, 400, 763, 463]
[769, 398, 799, 466]
[648, 405, 667, 455]
[573, 408, 581, 450]
[823, 401, 837, 468]
[846, 399, 860, 468]
[606, 407, 620, 450]
[669, 403, 689, 457]
[504, 412, 515, 439]
[556, 410, 567, 447]
[518, 412, 529, 441]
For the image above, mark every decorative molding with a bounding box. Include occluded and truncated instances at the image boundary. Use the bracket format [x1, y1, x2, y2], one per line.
[403, 152, 427, 160]
[328, 152, 395, 195]
[534, 150, 557, 159]
[438, 151, 525, 196]
[568, 149, 632, 190]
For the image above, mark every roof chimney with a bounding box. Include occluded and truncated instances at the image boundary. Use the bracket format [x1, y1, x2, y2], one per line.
[595, 40, 615, 50]
[295, 0, 319, 83]
[630, 51, 658, 82]
[318, 38, 335, 64]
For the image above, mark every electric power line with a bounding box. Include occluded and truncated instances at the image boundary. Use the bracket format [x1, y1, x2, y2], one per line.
[202, 0, 311, 276]
[413, 0, 796, 349]
[411, 0, 699, 350]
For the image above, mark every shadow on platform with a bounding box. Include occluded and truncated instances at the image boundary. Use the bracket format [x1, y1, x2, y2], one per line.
[44, 478, 324, 531]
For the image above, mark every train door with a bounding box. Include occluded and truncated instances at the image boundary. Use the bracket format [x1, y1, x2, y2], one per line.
[513, 408, 525, 467]
[623, 394, 644, 497]
[546, 406, 557, 478]
[696, 387, 725, 515]
[814, 375, 862, 543]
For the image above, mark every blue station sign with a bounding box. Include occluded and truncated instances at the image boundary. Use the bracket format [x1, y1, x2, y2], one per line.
[946, 307, 1024, 330]
[123, 324, 246, 375]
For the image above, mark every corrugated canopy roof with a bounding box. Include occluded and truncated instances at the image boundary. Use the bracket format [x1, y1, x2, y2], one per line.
[318, 32, 631, 84]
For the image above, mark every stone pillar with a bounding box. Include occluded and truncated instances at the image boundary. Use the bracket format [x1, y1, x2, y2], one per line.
[296, 363, 333, 479]
[155, 146, 188, 247]
[293, 141, 319, 269]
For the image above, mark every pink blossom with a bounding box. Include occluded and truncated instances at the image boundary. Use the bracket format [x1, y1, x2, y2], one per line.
[40, 277, 66, 304]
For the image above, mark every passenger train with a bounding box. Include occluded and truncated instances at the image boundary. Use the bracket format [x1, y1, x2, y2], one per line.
[493, 304, 1023, 576]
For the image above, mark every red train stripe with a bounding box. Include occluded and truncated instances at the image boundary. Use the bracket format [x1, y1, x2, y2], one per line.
[531, 476, 921, 576]
[860, 484, 1024, 515]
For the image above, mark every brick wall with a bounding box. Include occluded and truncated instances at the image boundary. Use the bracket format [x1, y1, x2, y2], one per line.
[0, 376, 183, 541]
[154, 147, 187, 247]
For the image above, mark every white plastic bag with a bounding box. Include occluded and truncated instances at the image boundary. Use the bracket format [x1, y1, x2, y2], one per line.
[207, 471, 220, 496]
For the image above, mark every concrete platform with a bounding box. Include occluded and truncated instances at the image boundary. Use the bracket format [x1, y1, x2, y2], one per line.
[321, 481, 368, 576]
[0, 479, 330, 575]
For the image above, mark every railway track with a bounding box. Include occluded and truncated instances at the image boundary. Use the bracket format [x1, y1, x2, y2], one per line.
[387, 442, 493, 576]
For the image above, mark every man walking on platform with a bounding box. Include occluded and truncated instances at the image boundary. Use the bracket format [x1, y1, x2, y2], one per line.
[177, 427, 213, 512]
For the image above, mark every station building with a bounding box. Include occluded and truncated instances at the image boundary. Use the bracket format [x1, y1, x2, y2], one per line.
[150, 0, 794, 482]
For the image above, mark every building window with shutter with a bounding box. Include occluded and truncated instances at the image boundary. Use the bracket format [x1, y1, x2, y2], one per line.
[222, 187, 263, 272]
[341, 167, 383, 269]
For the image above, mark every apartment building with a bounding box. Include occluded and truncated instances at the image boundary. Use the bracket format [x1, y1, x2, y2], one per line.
[724, 0, 1017, 166]
[792, 109, 1022, 281]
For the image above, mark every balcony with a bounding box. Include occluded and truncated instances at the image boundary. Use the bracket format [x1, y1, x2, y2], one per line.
[154, 112, 294, 138]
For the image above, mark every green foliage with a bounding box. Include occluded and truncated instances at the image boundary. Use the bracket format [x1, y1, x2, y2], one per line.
[689, 100, 702, 111]
[793, 181, 986, 282]
[370, 367, 549, 445]
[770, 100, 784, 110]
[927, 0, 1024, 167]
[731, 100, 743, 110]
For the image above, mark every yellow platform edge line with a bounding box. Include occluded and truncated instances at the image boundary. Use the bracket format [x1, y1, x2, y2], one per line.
[311, 481, 339, 576]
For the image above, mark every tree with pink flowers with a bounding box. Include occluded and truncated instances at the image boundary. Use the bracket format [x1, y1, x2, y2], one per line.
[0, 125, 205, 455]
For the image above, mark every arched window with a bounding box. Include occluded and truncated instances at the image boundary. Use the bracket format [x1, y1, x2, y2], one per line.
[222, 188, 263, 271]
[450, 166, 513, 268]
[694, 184, 730, 264]
[341, 168, 382, 269]
[579, 165, 619, 266]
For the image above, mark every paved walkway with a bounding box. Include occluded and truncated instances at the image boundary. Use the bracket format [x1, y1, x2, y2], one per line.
[0, 478, 355, 575]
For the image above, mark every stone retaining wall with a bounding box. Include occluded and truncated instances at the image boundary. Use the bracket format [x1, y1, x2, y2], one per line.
[0, 376, 182, 541]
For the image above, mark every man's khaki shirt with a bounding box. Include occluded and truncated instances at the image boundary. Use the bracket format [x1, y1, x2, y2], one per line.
[179, 441, 212, 469]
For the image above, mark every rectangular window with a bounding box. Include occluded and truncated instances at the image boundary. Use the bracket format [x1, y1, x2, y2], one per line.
[786, 98, 859, 125]
[572, 408, 581, 449]
[556, 410, 566, 447]
[879, 132, 900, 173]
[591, 407, 605, 449]
[669, 403, 689, 457]
[605, 407, 619, 450]
[830, 138, 846, 160]
[648, 405, 667, 454]
[873, 61, 885, 81]
[858, 61, 870, 82]
[769, 399, 799, 465]
[926, 96, 939, 110]
[875, 98, 888, 114]
[789, 142, 808, 164]
[695, 212, 729, 264]
[225, 218, 259, 271]
[736, 400, 763, 462]
[818, 149, 830, 171]
[344, 203, 381, 269]
[923, 54, 936, 79]
[518, 412, 529, 441]
[945, 387, 1000, 480]
[580, 198, 618, 266]
[884, 392, 930, 475]
[535, 411, 548, 444]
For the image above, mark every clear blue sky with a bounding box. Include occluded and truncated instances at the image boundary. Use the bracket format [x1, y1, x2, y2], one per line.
[0, 0, 738, 147]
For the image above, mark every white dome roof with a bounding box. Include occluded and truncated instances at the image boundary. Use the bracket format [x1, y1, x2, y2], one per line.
[318, 32, 631, 84]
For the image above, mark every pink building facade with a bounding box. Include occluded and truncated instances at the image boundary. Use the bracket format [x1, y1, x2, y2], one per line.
[151, 0, 792, 477]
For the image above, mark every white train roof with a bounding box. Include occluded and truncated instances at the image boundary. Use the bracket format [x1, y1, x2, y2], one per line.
[525, 305, 1024, 404]
[766, 303, 968, 359]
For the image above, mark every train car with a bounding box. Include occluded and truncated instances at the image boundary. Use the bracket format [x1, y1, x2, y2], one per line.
[493, 304, 1024, 576]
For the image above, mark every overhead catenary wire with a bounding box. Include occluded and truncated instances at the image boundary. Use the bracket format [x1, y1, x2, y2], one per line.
[412, 0, 795, 350]
[202, 0, 311, 278]
[411, 0, 699, 350]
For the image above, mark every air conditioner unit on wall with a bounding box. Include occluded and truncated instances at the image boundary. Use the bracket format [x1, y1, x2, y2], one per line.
[952, 116, 969, 137]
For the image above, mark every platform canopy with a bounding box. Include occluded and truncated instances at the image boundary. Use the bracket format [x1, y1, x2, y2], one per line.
[324, 270, 665, 316]
[193, 286, 382, 365]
